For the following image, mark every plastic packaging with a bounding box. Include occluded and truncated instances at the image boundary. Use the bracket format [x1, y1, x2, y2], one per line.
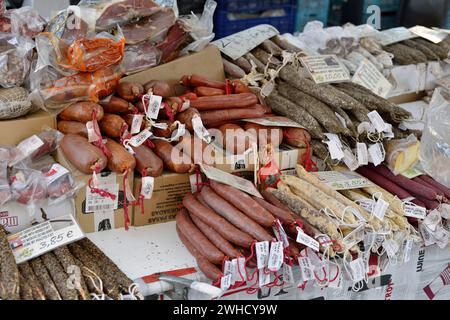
[43, 163, 81, 205]
[123, 41, 162, 75]
[0, 87, 33, 120]
[420, 88, 450, 187]
[0, 147, 12, 206]
[385, 134, 420, 175]
[10, 6, 46, 38]
[0, 33, 35, 88]
[10, 168, 47, 207]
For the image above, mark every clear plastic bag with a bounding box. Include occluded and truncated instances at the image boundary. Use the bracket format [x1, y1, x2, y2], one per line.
[123, 41, 162, 75]
[385, 134, 420, 175]
[0, 33, 35, 88]
[10, 168, 47, 207]
[10, 6, 46, 38]
[0, 146, 12, 206]
[420, 88, 450, 187]
[43, 163, 81, 205]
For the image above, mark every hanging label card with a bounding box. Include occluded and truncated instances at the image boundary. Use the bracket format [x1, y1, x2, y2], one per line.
[300, 55, 351, 84]
[373, 198, 389, 221]
[283, 263, 295, 284]
[311, 170, 372, 190]
[296, 228, 320, 252]
[410, 26, 447, 44]
[220, 274, 232, 291]
[255, 241, 270, 269]
[403, 203, 427, 219]
[349, 258, 366, 282]
[267, 241, 284, 272]
[357, 143, 369, 166]
[298, 256, 314, 281]
[352, 59, 392, 98]
[140, 176, 155, 199]
[367, 111, 389, 133]
[368, 143, 384, 166]
[272, 219, 289, 248]
[129, 129, 153, 148]
[131, 115, 144, 135]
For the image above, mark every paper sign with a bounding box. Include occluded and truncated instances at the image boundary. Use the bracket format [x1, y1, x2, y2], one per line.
[352, 59, 392, 98]
[312, 170, 373, 190]
[242, 116, 306, 129]
[375, 27, 417, 46]
[200, 164, 262, 198]
[301, 55, 350, 84]
[410, 26, 447, 44]
[212, 24, 279, 60]
[296, 228, 320, 252]
[8, 214, 84, 264]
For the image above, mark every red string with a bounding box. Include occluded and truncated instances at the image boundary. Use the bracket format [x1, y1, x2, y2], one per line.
[303, 140, 318, 172]
[91, 109, 111, 157]
[88, 171, 117, 200]
[139, 170, 147, 216]
[163, 102, 175, 122]
[193, 168, 209, 193]
[123, 170, 131, 231]
[244, 241, 258, 282]
[225, 79, 233, 95]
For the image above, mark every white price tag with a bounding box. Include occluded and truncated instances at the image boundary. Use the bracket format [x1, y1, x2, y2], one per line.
[373, 198, 389, 221]
[419, 223, 436, 247]
[258, 270, 271, 287]
[223, 260, 232, 276]
[357, 143, 369, 166]
[368, 143, 384, 166]
[272, 219, 289, 248]
[352, 60, 392, 98]
[349, 258, 366, 282]
[342, 148, 359, 171]
[298, 256, 314, 281]
[296, 228, 320, 251]
[44, 164, 69, 185]
[255, 241, 269, 269]
[283, 263, 295, 285]
[383, 239, 399, 258]
[86, 182, 119, 213]
[410, 25, 447, 44]
[402, 239, 413, 263]
[300, 55, 351, 84]
[367, 111, 388, 133]
[357, 199, 374, 214]
[146, 94, 163, 120]
[325, 140, 344, 160]
[130, 115, 144, 134]
[129, 129, 153, 147]
[8, 214, 84, 264]
[312, 170, 372, 190]
[403, 203, 427, 219]
[192, 116, 212, 144]
[231, 258, 245, 284]
[189, 174, 202, 193]
[267, 241, 284, 272]
[140, 176, 154, 199]
[220, 274, 232, 291]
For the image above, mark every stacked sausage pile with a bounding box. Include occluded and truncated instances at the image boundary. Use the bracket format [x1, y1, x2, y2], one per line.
[0, 226, 140, 300]
[176, 179, 324, 283]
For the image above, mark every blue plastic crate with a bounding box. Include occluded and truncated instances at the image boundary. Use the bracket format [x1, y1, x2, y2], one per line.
[296, 11, 328, 32]
[363, 0, 401, 12]
[295, 0, 330, 32]
[216, 0, 296, 12]
[214, 5, 297, 39]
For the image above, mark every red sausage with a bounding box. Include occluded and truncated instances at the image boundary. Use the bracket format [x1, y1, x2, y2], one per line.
[252, 196, 296, 225]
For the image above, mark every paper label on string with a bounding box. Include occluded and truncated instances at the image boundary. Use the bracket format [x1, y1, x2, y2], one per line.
[260, 81, 275, 97]
[367, 111, 388, 133]
[255, 241, 269, 269]
[283, 263, 295, 285]
[130, 115, 144, 134]
[402, 239, 413, 263]
[403, 203, 426, 219]
[298, 256, 314, 281]
[300, 55, 351, 84]
[349, 258, 366, 282]
[85, 175, 119, 213]
[8, 214, 84, 264]
[383, 239, 399, 258]
[423, 210, 441, 232]
[220, 274, 232, 291]
[335, 112, 347, 128]
[44, 164, 69, 185]
[146, 95, 163, 120]
[343, 224, 366, 248]
[272, 219, 289, 248]
[86, 121, 101, 143]
[352, 59, 392, 98]
[410, 25, 447, 44]
[189, 174, 202, 193]
[373, 198, 389, 221]
[368, 143, 384, 166]
[258, 270, 271, 287]
[129, 129, 153, 147]
[325, 140, 344, 160]
[311, 170, 372, 190]
[192, 116, 212, 144]
[267, 241, 284, 272]
[357, 199, 374, 214]
[383, 124, 394, 139]
[242, 116, 306, 129]
[200, 164, 262, 198]
[223, 260, 232, 276]
[296, 228, 319, 252]
[231, 258, 245, 284]
[140, 176, 154, 199]
[342, 148, 359, 171]
[419, 223, 436, 246]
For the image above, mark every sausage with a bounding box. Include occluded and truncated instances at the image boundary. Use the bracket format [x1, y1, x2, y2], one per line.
[200, 106, 266, 126]
[261, 189, 293, 212]
[57, 121, 88, 138]
[288, 238, 300, 257]
[60, 134, 107, 174]
[186, 74, 226, 90]
[189, 213, 241, 259]
[122, 114, 146, 131]
[117, 82, 144, 102]
[222, 58, 246, 79]
[100, 96, 134, 114]
[144, 80, 173, 97]
[210, 181, 275, 227]
[153, 140, 194, 173]
[252, 196, 296, 225]
[105, 138, 136, 173]
[283, 127, 311, 148]
[176, 108, 201, 131]
[179, 134, 211, 165]
[183, 193, 254, 248]
[132, 144, 163, 177]
[233, 57, 253, 73]
[218, 123, 256, 155]
[152, 120, 173, 138]
[243, 122, 283, 148]
[59, 102, 104, 123]
[230, 80, 251, 94]
[194, 86, 225, 97]
[190, 93, 258, 111]
[200, 186, 273, 242]
[176, 225, 222, 281]
[99, 113, 127, 138]
[176, 208, 225, 264]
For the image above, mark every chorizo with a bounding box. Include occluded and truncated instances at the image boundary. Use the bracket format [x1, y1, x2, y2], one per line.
[153, 140, 194, 173]
[144, 80, 173, 97]
[283, 127, 311, 148]
[59, 102, 104, 123]
[190, 93, 258, 111]
[252, 196, 296, 225]
[57, 121, 88, 138]
[60, 134, 107, 174]
[176, 108, 201, 131]
[117, 82, 144, 102]
[230, 80, 251, 94]
[194, 86, 225, 97]
[200, 106, 265, 126]
[99, 113, 127, 138]
[105, 138, 136, 173]
[100, 96, 134, 114]
[132, 144, 163, 177]
[185, 74, 226, 90]
[243, 122, 283, 148]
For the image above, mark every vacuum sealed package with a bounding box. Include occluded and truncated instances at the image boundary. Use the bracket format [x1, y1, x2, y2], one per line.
[0, 86, 32, 120]
[10, 6, 46, 38]
[123, 41, 161, 75]
[420, 88, 450, 187]
[10, 168, 47, 207]
[0, 147, 12, 206]
[0, 33, 35, 88]
[385, 134, 420, 175]
[43, 163, 81, 205]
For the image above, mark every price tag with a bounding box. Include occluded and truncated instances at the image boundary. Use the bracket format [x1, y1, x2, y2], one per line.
[403, 203, 426, 219]
[356, 143, 369, 166]
[402, 239, 413, 263]
[283, 263, 295, 285]
[130, 115, 144, 134]
[298, 256, 314, 281]
[343, 224, 365, 248]
[129, 129, 153, 147]
[255, 241, 269, 269]
[189, 174, 202, 193]
[352, 60, 392, 98]
[44, 164, 69, 185]
[375, 27, 417, 46]
[192, 116, 212, 144]
[86, 177, 119, 213]
[410, 25, 447, 44]
[272, 219, 289, 248]
[357, 199, 374, 214]
[342, 148, 359, 171]
[220, 274, 232, 291]
[258, 270, 271, 287]
[349, 258, 366, 282]
[140, 176, 154, 199]
[367, 111, 388, 133]
[373, 198, 389, 221]
[419, 223, 436, 247]
[8, 214, 84, 264]
[231, 258, 245, 284]
[86, 121, 101, 143]
[223, 260, 232, 276]
[296, 228, 320, 252]
[383, 239, 399, 258]
[325, 140, 344, 160]
[368, 143, 384, 166]
[267, 241, 284, 272]
[145, 94, 163, 120]
[401, 166, 424, 179]
[300, 55, 351, 84]
[312, 170, 372, 190]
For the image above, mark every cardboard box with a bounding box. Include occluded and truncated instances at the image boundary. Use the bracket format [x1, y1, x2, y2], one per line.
[0, 110, 56, 145]
[133, 172, 191, 227]
[121, 45, 225, 84]
[54, 149, 134, 233]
